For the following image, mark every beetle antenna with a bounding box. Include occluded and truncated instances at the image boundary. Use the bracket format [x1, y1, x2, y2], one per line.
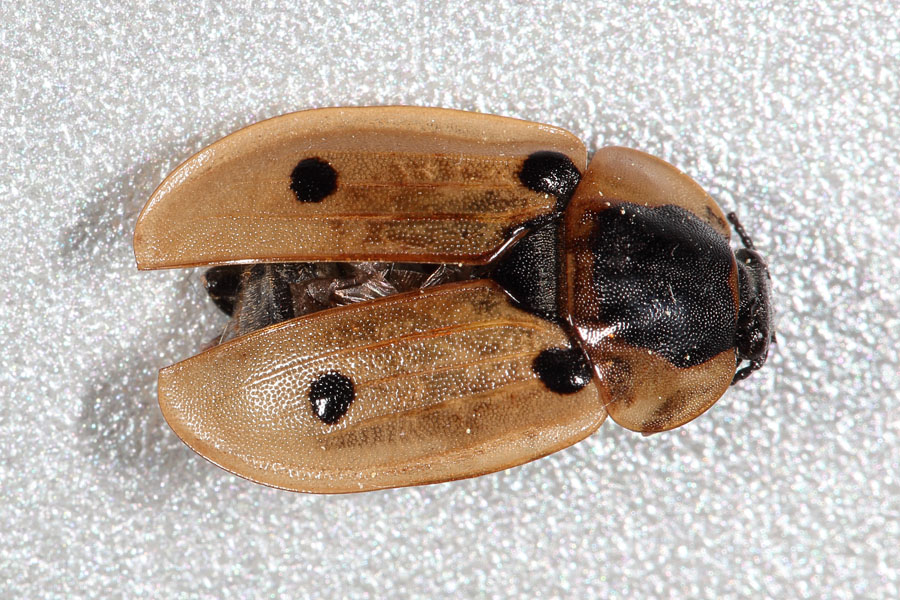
[727, 212, 755, 249]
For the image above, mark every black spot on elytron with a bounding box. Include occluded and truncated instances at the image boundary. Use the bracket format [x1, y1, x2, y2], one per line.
[309, 371, 355, 424]
[532, 347, 592, 394]
[518, 151, 581, 204]
[290, 157, 337, 202]
[203, 265, 243, 316]
[490, 218, 562, 323]
[588, 203, 737, 368]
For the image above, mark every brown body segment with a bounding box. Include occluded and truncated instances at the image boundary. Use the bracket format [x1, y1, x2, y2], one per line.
[158, 281, 605, 493]
[563, 148, 740, 432]
[134, 107, 587, 270]
[576, 147, 731, 237]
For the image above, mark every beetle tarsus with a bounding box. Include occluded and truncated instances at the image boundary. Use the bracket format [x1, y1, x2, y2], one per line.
[731, 357, 766, 384]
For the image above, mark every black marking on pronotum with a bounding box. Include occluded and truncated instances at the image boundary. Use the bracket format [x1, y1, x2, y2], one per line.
[518, 151, 581, 205]
[290, 157, 338, 203]
[532, 347, 592, 394]
[309, 371, 355, 424]
[589, 202, 736, 368]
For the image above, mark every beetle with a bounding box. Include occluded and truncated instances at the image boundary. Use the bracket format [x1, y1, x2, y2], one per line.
[134, 106, 772, 493]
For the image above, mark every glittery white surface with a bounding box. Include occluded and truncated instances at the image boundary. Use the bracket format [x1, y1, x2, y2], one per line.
[2, 1, 898, 598]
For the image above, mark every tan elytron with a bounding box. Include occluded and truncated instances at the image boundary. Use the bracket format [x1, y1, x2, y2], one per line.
[159, 281, 605, 493]
[134, 106, 586, 270]
[564, 147, 739, 432]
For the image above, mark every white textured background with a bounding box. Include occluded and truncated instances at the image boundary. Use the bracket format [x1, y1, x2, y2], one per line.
[2, 1, 898, 598]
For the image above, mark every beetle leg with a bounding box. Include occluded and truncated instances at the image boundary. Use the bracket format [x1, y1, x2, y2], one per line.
[731, 356, 767, 384]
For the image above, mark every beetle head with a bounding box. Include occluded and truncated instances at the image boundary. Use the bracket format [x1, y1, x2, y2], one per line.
[732, 248, 773, 383]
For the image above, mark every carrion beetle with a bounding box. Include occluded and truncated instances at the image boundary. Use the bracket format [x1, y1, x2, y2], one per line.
[134, 107, 773, 493]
